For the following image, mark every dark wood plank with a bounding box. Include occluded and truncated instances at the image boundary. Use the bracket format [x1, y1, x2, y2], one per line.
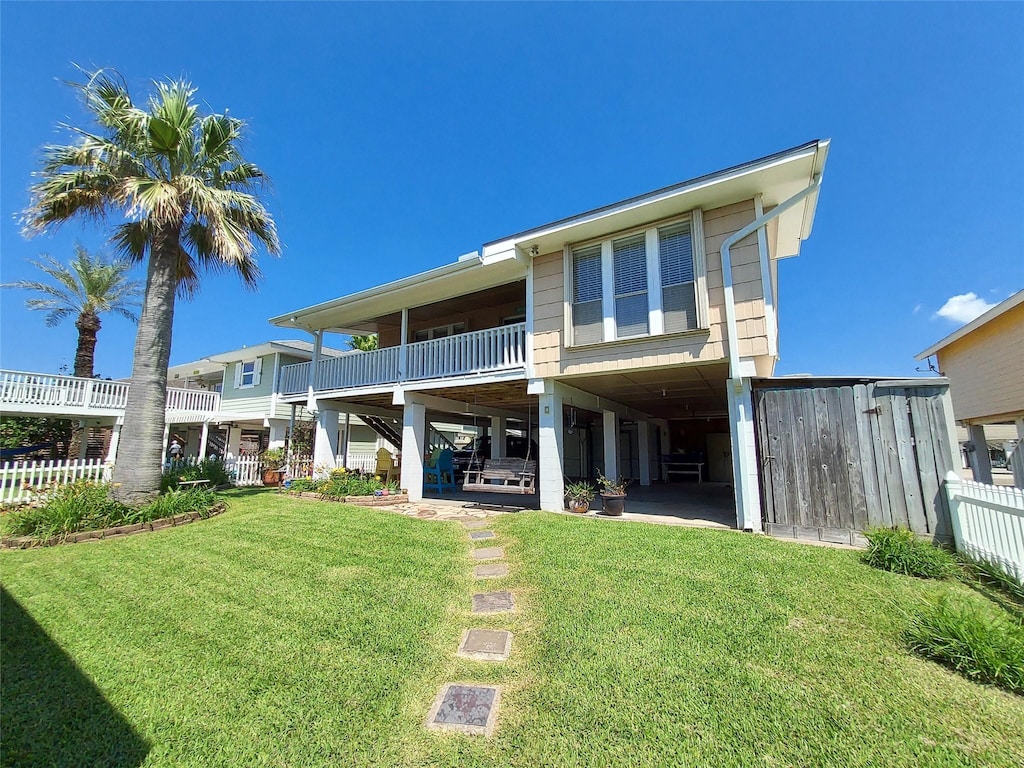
[806, 388, 834, 527]
[853, 384, 885, 528]
[888, 389, 928, 534]
[763, 390, 790, 525]
[784, 389, 813, 527]
[752, 391, 777, 523]
[909, 393, 941, 536]
[873, 388, 908, 527]
[828, 386, 860, 530]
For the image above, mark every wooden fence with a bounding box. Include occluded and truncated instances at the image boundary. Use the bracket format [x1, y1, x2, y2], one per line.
[753, 378, 958, 545]
[0, 459, 109, 504]
[944, 472, 1024, 585]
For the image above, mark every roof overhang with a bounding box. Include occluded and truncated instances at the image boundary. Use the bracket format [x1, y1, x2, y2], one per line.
[168, 341, 347, 378]
[483, 140, 830, 262]
[916, 289, 1024, 359]
[269, 249, 527, 334]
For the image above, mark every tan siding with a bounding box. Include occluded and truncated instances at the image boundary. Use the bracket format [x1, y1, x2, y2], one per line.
[531, 198, 770, 378]
[936, 304, 1024, 422]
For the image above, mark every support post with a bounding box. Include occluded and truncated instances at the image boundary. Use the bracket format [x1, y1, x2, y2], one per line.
[399, 307, 409, 381]
[727, 377, 763, 532]
[638, 421, 651, 486]
[105, 420, 122, 466]
[287, 404, 296, 465]
[313, 408, 340, 476]
[307, 330, 322, 411]
[602, 410, 619, 482]
[162, 423, 171, 458]
[491, 416, 506, 460]
[400, 401, 426, 501]
[968, 423, 993, 484]
[1013, 417, 1024, 489]
[268, 420, 288, 449]
[342, 413, 351, 469]
[538, 385, 564, 512]
[198, 421, 210, 459]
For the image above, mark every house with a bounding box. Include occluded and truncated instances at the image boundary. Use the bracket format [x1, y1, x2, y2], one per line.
[270, 140, 831, 530]
[917, 290, 1024, 487]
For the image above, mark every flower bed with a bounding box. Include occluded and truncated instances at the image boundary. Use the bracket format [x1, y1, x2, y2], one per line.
[288, 491, 408, 506]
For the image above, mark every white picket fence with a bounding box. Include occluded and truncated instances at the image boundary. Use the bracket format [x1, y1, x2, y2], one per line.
[0, 459, 110, 504]
[228, 455, 263, 487]
[945, 471, 1024, 585]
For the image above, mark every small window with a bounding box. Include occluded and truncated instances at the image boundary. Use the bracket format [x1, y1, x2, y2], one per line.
[659, 222, 697, 333]
[612, 234, 649, 338]
[234, 358, 261, 389]
[571, 244, 603, 345]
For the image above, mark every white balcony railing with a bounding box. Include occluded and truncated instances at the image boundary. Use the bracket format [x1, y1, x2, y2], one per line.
[0, 369, 220, 416]
[278, 322, 527, 396]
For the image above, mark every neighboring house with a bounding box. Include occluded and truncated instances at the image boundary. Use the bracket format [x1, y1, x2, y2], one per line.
[917, 290, 1024, 487]
[270, 140, 831, 529]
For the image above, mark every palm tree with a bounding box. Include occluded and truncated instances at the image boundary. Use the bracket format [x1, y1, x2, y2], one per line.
[23, 70, 280, 503]
[348, 334, 378, 351]
[3, 244, 142, 378]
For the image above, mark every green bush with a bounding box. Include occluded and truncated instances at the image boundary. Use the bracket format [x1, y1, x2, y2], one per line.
[287, 478, 317, 493]
[863, 527, 957, 579]
[317, 468, 398, 498]
[161, 459, 231, 492]
[907, 594, 1024, 695]
[2, 481, 219, 540]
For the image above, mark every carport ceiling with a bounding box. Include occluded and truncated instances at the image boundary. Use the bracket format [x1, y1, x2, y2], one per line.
[566, 363, 730, 420]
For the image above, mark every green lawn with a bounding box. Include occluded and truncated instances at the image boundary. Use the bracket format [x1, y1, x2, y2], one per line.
[2, 489, 1021, 767]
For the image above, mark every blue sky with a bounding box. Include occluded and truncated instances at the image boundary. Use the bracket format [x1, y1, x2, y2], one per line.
[1, 2, 1021, 378]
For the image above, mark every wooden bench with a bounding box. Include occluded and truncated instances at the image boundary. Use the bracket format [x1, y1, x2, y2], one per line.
[463, 458, 537, 494]
[661, 455, 704, 483]
[177, 479, 210, 489]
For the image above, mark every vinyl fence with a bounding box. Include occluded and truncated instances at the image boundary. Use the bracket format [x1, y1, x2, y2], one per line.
[944, 471, 1024, 585]
[0, 459, 109, 504]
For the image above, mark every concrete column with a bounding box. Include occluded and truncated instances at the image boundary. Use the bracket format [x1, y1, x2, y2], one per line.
[968, 423, 993, 484]
[268, 420, 288, 449]
[400, 402, 426, 502]
[313, 409, 340, 476]
[538, 387, 564, 512]
[342, 413, 351, 469]
[490, 416, 506, 460]
[602, 410, 619, 483]
[105, 421, 122, 465]
[638, 421, 651, 486]
[225, 426, 242, 459]
[198, 422, 210, 459]
[727, 377, 763, 532]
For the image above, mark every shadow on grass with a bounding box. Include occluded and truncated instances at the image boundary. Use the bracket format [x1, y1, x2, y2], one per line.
[0, 587, 149, 768]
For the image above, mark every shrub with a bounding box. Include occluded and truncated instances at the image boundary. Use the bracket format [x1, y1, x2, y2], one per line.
[317, 468, 398, 498]
[162, 459, 231, 492]
[287, 478, 317, 493]
[863, 527, 957, 579]
[145, 487, 218, 520]
[907, 594, 1024, 695]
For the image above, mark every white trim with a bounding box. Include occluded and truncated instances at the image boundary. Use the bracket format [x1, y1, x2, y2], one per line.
[600, 240, 616, 341]
[692, 208, 709, 329]
[525, 260, 536, 379]
[754, 196, 778, 360]
[645, 228, 663, 335]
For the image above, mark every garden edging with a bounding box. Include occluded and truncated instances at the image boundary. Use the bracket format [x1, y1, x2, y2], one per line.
[285, 491, 409, 506]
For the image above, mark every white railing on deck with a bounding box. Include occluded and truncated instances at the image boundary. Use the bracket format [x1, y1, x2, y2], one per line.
[945, 471, 1024, 585]
[0, 369, 220, 415]
[0, 459, 109, 504]
[316, 346, 401, 391]
[277, 322, 527, 396]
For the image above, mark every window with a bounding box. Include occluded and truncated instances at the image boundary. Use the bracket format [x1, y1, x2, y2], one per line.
[571, 244, 603, 345]
[658, 222, 697, 333]
[234, 358, 262, 389]
[413, 323, 466, 342]
[568, 211, 705, 345]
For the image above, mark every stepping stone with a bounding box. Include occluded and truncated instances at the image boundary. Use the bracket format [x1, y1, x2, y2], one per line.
[426, 683, 501, 736]
[457, 629, 512, 661]
[462, 520, 490, 530]
[473, 563, 509, 579]
[472, 547, 504, 561]
[469, 530, 495, 540]
[472, 590, 514, 614]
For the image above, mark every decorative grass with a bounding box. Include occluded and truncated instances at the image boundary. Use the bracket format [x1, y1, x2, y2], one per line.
[863, 526, 958, 579]
[1, 492, 1022, 767]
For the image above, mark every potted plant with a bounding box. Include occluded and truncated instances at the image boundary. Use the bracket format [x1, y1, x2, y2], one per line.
[260, 448, 287, 487]
[596, 471, 630, 516]
[564, 480, 596, 514]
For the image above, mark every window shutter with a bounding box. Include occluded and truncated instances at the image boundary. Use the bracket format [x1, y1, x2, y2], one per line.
[254, 357, 263, 386]
[612, 234, 648, 338]
[233, 362, 243, 389]
[659, 223, 696, 333]
[572, 245, 604, 344]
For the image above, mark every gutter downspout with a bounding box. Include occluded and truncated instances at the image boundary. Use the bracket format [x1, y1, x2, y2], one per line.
[719, 173, 821, 533]
[720, 173, 822, 377]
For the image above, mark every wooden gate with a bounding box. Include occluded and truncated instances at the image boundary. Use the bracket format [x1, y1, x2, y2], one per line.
[753, 379, 958, 545]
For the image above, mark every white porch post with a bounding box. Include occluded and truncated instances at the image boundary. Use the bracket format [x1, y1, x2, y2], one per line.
[162, 423, 171, 457]
[287, 404, 296, 464]
[342, 413, 351, 469]
[198, 421, 210, 459]
[1012, 417, 1024, 489]
[491, 416, 506, 460]
[638, 420, 651, 486]
[727, 377, 763, 532]
[602, 410, 619, 483]
[313, 408, 340, 476]
[268, 420, 288, 449]
[105, 419, 123, 465]
[225, 425, 242, 459]
[968, 423, 993, 484]
[538, 384, 564, 512]
[399, 308, 409, 381]
[307, 330, 322, 411]
[400, 401, 426, 501]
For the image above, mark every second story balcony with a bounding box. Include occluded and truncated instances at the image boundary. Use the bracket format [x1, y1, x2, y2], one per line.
[0, 369, 221, 420]
[278, 322, 527, 396]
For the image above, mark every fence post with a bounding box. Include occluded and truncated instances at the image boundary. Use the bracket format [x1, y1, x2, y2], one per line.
[944, 470, 965, 554]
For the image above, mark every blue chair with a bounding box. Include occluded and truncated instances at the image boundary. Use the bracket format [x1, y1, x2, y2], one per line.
[424, 449, 455, 494]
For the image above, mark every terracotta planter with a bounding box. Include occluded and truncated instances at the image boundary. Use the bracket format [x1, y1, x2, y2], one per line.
[599, 493, 626, 516]
[262, 469, 284, 487]
[567, 498, 592, 514]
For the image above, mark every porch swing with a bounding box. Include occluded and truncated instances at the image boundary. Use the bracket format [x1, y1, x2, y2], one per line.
[461, 399, 537, 495]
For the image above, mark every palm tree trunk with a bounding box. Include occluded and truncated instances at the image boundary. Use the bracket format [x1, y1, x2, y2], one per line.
[111, 226, 179, 504]
[67, 311, 101, 459]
